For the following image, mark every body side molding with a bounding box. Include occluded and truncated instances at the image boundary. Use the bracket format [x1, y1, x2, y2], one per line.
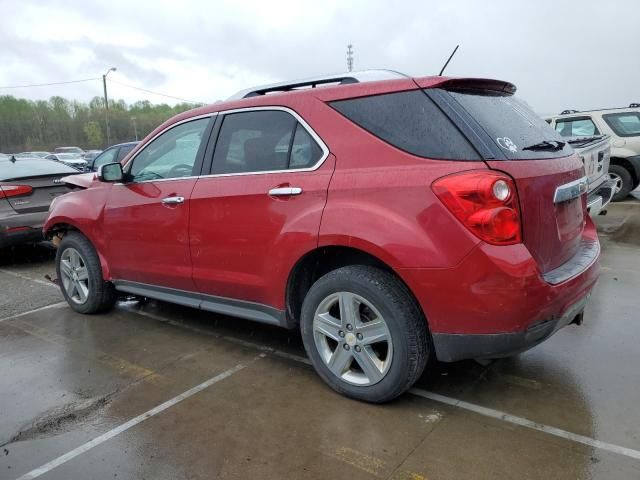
[112, 280, 290, 328]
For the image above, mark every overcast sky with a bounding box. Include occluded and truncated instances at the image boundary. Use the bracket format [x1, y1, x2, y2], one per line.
[0, 0, 637, 115]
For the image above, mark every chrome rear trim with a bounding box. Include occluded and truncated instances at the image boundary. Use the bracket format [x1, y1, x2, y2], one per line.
[553, 176, 588, 204]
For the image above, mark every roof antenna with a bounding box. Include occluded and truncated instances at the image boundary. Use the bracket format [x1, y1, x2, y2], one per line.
[439, 44, 460, 76]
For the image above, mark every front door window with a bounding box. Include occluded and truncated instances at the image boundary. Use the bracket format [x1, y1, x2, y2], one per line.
[129, 118, 209, 182]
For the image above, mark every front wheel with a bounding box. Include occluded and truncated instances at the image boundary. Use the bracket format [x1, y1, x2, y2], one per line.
[300, 265, 430, 403]
[56, 231, 116, 314]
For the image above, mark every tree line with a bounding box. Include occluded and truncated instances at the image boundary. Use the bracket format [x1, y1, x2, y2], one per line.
[0, 95, 198, 153]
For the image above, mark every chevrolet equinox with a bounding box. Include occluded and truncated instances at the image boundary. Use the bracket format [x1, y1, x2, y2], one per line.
[45, 70, 600, 403]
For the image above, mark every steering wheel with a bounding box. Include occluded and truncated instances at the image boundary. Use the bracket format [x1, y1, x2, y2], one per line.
[167, 163, 193, 178]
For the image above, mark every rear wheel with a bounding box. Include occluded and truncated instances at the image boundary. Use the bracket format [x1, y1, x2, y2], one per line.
[56, 232, 116, 314]
[609, 164, 633, 201]
[300, 265, 430, 403]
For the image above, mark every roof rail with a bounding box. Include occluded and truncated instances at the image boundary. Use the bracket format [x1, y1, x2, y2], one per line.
[560, 109, 580, 115]
[630, 103, 640, 108]
[227, 69, 409, 100]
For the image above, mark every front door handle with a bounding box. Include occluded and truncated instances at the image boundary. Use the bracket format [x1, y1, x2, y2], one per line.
[268, 187, 303, 197]
[162, 196, 185, 205]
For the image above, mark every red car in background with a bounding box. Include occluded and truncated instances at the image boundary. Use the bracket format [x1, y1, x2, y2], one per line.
[45, 70, 599, 403]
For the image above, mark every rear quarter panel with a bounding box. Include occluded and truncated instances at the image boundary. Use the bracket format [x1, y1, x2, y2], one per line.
[307, 99, 483, 268]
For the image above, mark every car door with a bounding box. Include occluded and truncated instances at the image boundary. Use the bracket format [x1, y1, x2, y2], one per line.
[103, 116, 214, 291]
[189, 108, 334, 312]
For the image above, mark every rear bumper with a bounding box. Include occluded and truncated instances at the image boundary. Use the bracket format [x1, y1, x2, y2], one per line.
[399, 218, 600, 362]
[0, 211, 48, 248]
[0, 226, 45, 248]
[587, 177, 616, 215]
[431, 293, 589, 361]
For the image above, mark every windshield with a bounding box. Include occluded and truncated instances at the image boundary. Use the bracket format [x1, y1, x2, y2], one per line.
[446, 89, 573, 160]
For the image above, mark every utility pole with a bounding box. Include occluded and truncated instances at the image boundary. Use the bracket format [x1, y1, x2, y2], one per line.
[102, 67, 117, 145]
[346, 44, 354, 72]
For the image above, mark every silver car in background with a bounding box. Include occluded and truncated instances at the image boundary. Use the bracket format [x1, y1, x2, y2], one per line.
[45, 153, 87, 170]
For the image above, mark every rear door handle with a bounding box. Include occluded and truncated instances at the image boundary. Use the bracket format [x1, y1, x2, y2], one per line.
[162, 196, 185, 205]
[268, 187, 303, 197]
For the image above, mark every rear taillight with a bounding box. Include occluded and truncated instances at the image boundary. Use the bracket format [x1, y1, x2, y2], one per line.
[432, 171, 521, 245]
[0, 185, 33, 198]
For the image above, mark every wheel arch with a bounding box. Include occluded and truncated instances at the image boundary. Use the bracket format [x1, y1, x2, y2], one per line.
[610, 156, 640, 187]
[285, 245, 427, 329]
[46, 220, 112, 280]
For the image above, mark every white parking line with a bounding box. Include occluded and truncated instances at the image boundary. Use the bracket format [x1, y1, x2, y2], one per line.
[130, 308, 640, 461]
[15, 362, 248, 480]
[0, 301, 67, 323]
[410, 389, 640, 461]
[0, 268, 59, 289]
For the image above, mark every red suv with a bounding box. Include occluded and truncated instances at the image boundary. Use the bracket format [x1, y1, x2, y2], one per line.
[45, 70, 600, 403]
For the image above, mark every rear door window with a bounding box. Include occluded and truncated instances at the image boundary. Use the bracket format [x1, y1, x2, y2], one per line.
[117, 144, 136, 161]
[211, 110, 324, 174]
[447, 89, 572, 159]
[330, 91, 480, 160]
[93, 147, 118, 170]
[554, 117, 600, 137]
[290, 123, 324, 168]
[603, 112, 640, 137]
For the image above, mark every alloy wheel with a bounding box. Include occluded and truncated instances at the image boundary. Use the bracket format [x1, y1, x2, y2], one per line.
[609, 172, 623, 194]
[60, 247, 90, 304]
[313, 291, 393, 386]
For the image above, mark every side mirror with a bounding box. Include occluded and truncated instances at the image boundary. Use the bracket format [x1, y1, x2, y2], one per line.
[98, 162, 124, 182]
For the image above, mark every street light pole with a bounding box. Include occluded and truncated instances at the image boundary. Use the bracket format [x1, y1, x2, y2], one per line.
[102, 67, 117, 145]
[131, 116, 138, 141]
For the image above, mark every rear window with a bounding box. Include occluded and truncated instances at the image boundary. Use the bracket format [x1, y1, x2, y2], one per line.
[330, 90, 480, 160]
[602, 112, 640, 137]
[0, 159, 77, 181]
[447, 89, 572, 159]
[554, 117, 600, 137]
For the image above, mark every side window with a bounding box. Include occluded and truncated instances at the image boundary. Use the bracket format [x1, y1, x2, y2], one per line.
[129, 118, 209, 182]
[290, 123, 323, 168]
[116, 144, 135, 161]
[603, 113, 640, 137]
[331, 91, 480, 160]
[554, 118, 599, 137]
[93, 148, 118, 170]
[212, 110, 323, 174]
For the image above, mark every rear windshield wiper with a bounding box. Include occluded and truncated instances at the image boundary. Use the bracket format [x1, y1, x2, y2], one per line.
[522, 140, 566, 152]
[566, 135, 605, 147]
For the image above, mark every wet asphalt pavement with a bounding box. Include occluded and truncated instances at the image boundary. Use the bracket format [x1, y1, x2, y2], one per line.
[1, 197, 639, 480]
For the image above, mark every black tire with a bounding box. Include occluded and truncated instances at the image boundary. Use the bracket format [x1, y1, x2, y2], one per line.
[609, 164, 633, 202]
[300, 265, 430, 403]
[55, 231, 116, 314]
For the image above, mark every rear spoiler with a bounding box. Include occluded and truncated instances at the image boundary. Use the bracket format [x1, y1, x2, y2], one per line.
[416, 77, 517, 95]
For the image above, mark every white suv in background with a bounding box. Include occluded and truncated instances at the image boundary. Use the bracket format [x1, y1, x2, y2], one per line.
[547, 105, 640, 201]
